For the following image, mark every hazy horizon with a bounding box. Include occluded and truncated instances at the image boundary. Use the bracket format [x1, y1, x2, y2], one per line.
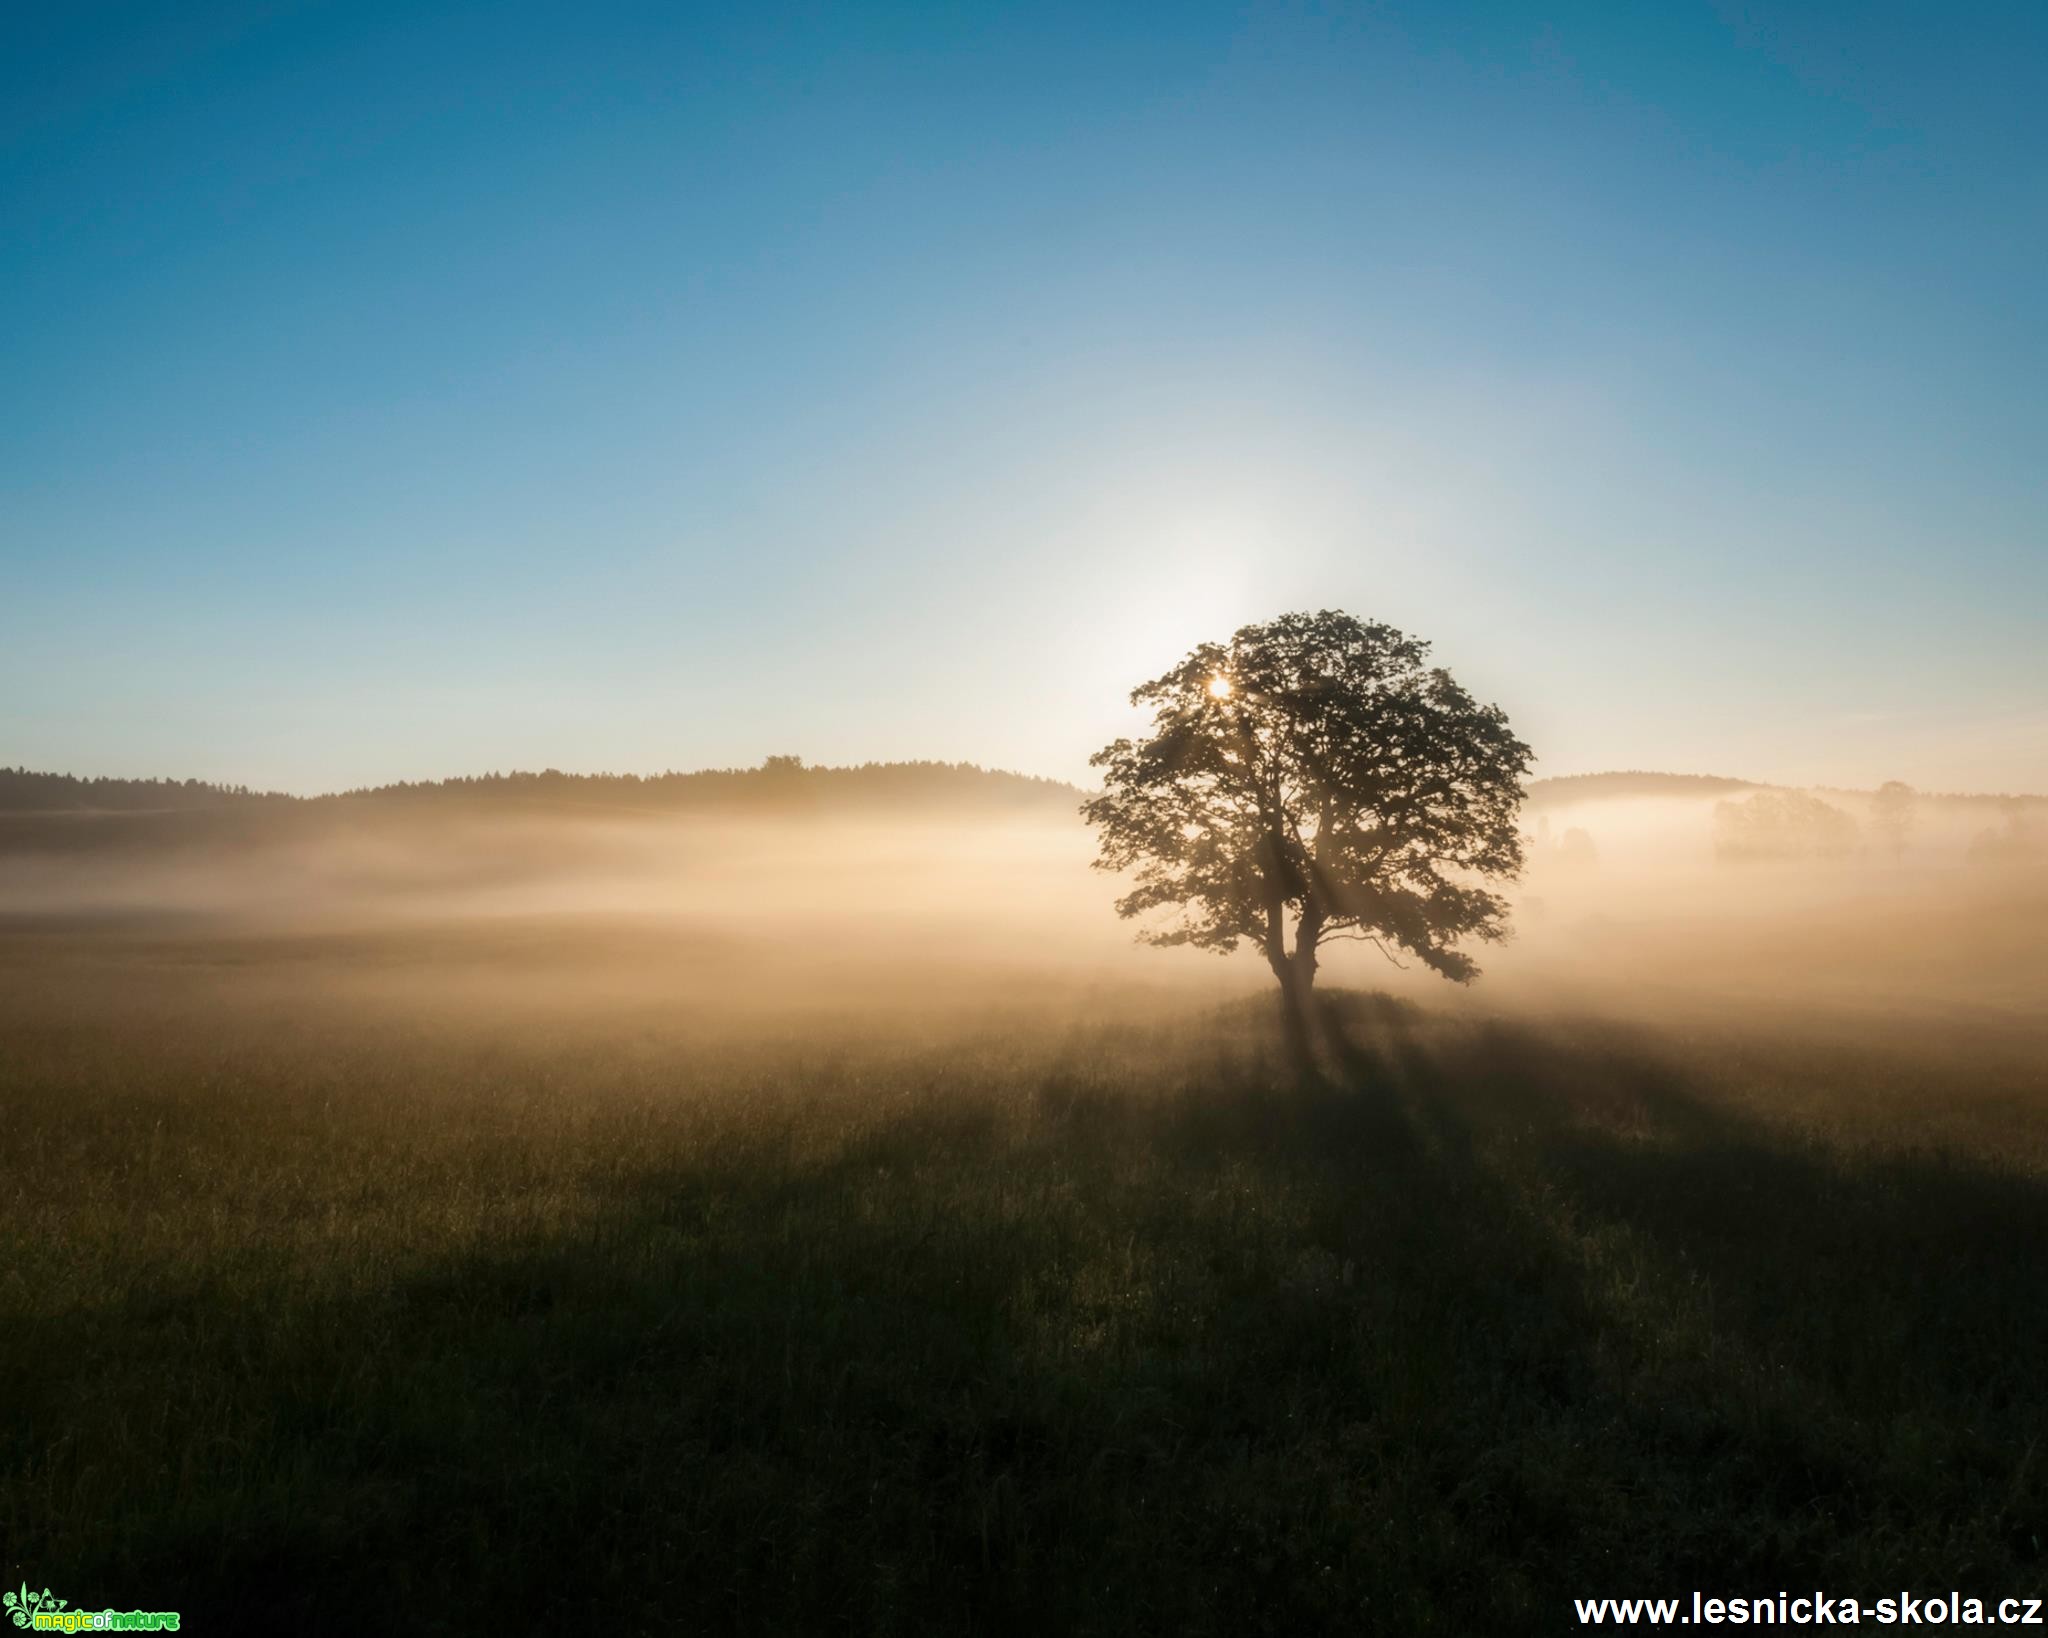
[6, 754, 2047, 807]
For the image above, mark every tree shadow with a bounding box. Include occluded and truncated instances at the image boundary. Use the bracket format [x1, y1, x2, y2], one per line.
[1320, 994, 2048, 1582]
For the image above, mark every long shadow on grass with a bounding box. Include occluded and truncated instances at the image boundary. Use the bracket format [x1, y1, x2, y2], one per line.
[16, 995, 2048, 1635]
[1322, 995, 2048, 1592]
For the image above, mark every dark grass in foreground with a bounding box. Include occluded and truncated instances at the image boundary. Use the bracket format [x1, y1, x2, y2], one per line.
[3, 961, 2046, 1633]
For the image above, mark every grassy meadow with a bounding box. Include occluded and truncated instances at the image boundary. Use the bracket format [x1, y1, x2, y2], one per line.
[4, 909, 2046, 1633]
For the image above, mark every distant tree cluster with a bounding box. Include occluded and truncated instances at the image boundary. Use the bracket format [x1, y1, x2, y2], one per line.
[1968, 801, 2042, 865]
[1713, 790, 1859, 862]
[1527, 814, 1598, 871]
[1870, 780, 1916, 860]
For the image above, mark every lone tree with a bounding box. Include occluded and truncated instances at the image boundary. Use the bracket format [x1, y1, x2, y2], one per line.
[1084, 610, 1533, 1061]
[1870, 779, 1916, 861]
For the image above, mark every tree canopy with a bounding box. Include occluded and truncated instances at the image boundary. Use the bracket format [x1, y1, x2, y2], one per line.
[1083, 611, 1533, 1018]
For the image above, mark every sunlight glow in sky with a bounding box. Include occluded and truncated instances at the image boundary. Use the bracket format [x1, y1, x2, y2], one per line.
[3, 1, 2044, 794]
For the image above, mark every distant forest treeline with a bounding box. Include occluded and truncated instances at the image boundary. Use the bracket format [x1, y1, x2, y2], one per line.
[4, 762, 2039, 819]
[1529, 771, 2047, 808]
[0, 760, 1081, 817]
[0, 771, 294, 811]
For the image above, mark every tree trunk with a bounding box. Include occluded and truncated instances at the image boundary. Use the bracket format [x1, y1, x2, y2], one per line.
[1276, 952, 1318, 1079]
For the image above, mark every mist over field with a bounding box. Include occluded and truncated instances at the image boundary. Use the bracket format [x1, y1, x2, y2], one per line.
[5, 763, 2042, 1037]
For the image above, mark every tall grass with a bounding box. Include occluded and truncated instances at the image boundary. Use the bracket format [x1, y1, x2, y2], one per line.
[3, 936, 2045, 1633]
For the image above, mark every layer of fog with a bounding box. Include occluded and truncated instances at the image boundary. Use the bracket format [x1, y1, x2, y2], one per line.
[1, 786, 2043, 1040]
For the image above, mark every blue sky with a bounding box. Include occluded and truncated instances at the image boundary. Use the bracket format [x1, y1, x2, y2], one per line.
[4, 0, 2043, 793]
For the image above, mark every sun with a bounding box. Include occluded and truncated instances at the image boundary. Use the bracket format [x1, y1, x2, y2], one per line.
[1207, 674, 1232, 699]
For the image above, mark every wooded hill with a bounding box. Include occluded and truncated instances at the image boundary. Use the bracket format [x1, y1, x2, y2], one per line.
[0, 760, 1080, 818]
